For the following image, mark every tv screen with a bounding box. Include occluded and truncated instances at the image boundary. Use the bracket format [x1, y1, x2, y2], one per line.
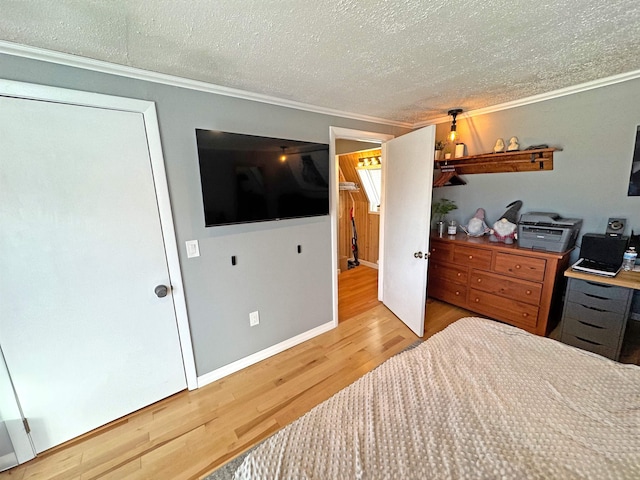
[196, 129, 330, 227]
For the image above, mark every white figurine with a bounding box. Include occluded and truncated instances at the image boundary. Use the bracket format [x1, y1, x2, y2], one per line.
[490, 218, 518, 244]
[493, 138, 505, 153]
[461, 208, 490, 237]
[489, 200, 522, 244]
[507, 136, 519, 151]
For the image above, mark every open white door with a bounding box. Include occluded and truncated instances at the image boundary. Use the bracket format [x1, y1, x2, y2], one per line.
[381, 126, 436, 336]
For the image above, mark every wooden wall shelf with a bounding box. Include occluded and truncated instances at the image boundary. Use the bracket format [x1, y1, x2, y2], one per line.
[433, 148, 560, 187]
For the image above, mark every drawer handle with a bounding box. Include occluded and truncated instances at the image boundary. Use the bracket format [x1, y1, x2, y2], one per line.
[578, 320, 604, 330]
[575, 336, 603, 346]
[526, 290, 532, 295]
[583, 304, 606, 313]
[476, 278, 482, 283]
[455, 291, 461, 296]
[468, 255, 473, 259]
[584, 293, 608, 301]
[522, 312, 529, 317]
[586, 281, 612, 288]
[515, 264, 521, 269]
[474, 297, 480, 303]
[457, 272, 462, 277]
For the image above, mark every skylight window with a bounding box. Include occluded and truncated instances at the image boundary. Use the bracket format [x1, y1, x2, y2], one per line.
[356, 166, 381, 213]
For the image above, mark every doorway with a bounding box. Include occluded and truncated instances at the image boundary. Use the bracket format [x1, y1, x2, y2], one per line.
[330, 129, 394, 325]
[330, 126, 436, 336]
[335, 145, 382, 321]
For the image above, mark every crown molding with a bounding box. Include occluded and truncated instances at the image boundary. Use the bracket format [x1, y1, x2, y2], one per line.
[415, 69, 640, 128]
[3, 40, 639, 131]
[0, 40, 412, 129]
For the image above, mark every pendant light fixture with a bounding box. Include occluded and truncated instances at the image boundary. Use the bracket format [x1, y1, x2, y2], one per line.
[279, 146, 287, 162]
[448, 108, 463, 143]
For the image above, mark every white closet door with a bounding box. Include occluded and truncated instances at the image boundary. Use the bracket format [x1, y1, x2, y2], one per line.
[381, 126, 435, 337]
[0, 95, 186, 453]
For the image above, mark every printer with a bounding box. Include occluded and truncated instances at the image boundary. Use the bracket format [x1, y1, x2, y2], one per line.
[518, 212, 583, 252]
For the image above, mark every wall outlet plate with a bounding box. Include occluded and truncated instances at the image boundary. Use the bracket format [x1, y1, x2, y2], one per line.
[249, 311, 260, 327]
[185, 240, 200, 258]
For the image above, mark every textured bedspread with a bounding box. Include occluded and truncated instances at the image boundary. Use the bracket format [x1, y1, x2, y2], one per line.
[233, 317, 640, 479]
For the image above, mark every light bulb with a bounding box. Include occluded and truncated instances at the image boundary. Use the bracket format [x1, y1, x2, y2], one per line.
[447, 108, 463, 145]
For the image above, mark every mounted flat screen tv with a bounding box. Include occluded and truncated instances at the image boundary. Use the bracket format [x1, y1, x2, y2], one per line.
[196, 129, 330, 227]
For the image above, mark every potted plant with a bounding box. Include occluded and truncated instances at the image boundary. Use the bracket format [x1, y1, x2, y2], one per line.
[434, 140, 445, 160]
[431, 198, 457, 235]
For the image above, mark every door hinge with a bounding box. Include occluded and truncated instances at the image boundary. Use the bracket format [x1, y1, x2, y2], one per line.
[23, 418, 31, 434]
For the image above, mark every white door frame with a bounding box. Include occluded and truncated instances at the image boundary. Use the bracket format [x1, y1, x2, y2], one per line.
[329, 127, 395, 325]
[0, 79, 197, 390]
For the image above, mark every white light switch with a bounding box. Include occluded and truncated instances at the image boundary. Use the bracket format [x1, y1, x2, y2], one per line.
[185, 240, 200, 258]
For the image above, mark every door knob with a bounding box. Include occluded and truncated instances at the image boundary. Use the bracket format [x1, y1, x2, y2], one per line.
[414, 251, 423, 258]
[154, 285, 170, 298]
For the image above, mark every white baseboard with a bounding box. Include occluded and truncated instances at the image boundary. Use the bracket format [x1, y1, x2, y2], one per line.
[196, 320, 335, 388]
[358, 260, 378, 269]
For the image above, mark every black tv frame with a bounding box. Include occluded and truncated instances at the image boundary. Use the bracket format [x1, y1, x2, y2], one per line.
[196, 129, 330, 227]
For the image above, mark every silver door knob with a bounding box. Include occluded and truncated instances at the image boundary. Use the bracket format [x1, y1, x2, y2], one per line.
[414, 251, 423, 258]
[154, 285, 169, 298]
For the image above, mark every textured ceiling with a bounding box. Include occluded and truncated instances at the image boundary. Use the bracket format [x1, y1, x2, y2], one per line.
[1, 0, 639, 125]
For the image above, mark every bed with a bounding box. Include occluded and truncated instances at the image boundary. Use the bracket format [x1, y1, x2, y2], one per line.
[229, 317, 640, 479]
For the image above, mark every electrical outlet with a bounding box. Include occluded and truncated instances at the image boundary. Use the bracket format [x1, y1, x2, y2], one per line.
[249, 311, 260, 327]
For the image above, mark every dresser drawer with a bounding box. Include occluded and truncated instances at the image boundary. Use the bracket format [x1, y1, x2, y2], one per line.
[452, 245, 492, 270]
[560, 333, 617, 360]
[429, 241, 453, 263]
[493, 252, 546, 282]
[563, 301, 627, 328]
[470, 269, 542, 306]
[562, 313, 624, 347]
[468, 288, 538, 329]
[428, 282, 467, 308]
[567, 289, 629, 315]
[568, 278, 631, 302]
[429, 261, 468, 286]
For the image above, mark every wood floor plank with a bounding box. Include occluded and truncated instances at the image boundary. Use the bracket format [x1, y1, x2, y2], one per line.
[0, 265, 482, 480]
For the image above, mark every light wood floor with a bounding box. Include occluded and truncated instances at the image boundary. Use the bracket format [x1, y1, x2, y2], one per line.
[1, 266, 473, 480]
[4, 266, 638, 479]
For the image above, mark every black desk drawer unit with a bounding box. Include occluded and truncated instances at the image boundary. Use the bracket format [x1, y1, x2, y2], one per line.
[560, 278, 633, 360]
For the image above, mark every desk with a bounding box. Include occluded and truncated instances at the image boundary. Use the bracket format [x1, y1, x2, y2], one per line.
[560, 269, 640, 360]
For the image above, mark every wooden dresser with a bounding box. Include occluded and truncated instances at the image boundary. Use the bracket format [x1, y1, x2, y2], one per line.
[428, 233, 573, 336]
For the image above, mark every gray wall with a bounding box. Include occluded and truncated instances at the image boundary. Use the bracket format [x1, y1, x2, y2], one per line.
[0, 52, 408, 376]
[432, 78, 640, 259]
[5, 51, 637, 377]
